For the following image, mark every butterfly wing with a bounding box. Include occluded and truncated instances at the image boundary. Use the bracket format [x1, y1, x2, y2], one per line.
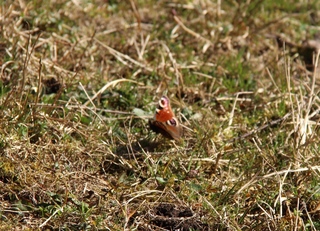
[149, 96, 183, 141]
[154, 96, 174, 122]
[149, 118, 182, 141]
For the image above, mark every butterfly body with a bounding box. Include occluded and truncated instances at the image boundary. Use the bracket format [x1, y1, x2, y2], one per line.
[149, 96, 182, 141]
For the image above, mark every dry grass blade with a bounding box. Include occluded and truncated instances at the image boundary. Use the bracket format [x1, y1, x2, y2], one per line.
[173, 12, 212, 53]
[83, 79, 143, 106]
[1, 1, 320, 230]
[94, 38, 153, 72]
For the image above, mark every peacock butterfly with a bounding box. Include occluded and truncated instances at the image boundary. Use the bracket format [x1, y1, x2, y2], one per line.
[149, 96, 183, 141]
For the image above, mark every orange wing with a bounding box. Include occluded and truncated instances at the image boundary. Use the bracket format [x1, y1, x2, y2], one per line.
[154, 96, 175, 122]
[150, 96, 183, 141]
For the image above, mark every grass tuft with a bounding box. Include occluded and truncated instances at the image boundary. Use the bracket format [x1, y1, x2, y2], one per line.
[0, 0, 320, 230]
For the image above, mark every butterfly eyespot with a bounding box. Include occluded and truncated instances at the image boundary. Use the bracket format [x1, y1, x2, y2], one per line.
[159, 98, 166, 108]
[151, 95, 182, 141]
[167, 118, 177, 126]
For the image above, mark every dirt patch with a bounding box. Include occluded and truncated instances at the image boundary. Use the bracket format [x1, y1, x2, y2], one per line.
[146, 202, 208, 231]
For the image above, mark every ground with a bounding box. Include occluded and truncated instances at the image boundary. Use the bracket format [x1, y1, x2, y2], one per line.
[0, 0, 320, 230]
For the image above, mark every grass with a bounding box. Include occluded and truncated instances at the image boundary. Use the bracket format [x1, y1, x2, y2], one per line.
[1, 0, 320, 230]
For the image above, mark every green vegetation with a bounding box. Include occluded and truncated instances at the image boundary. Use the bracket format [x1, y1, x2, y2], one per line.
[1, 0, 320, 230]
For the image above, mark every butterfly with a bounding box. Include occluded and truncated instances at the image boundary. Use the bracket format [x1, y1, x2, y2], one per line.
[149, 96, 183, 141]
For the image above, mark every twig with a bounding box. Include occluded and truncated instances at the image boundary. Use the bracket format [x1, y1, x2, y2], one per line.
[35, 58, 42, 107]
[20, 32, 42, 100]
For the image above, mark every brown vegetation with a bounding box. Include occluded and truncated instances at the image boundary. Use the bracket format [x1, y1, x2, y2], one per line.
[0, 0, 320, 230]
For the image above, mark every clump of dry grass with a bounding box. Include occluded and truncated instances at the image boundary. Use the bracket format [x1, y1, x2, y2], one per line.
[1, 0, 320, 230]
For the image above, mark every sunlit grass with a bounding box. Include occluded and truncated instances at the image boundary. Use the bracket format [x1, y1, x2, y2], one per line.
[0, 0, 319, 230]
